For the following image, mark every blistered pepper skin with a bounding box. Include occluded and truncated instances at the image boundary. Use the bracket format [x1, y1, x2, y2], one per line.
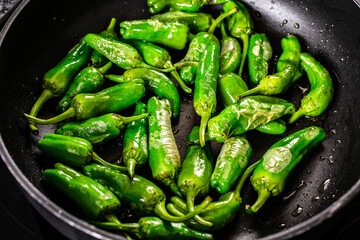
[148, 0, 229, 14]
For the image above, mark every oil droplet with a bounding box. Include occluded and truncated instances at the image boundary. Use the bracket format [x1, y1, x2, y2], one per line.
[318, 178, 331, 193]
[292, 205, 303, 216]
[294, 23, 300, 29]
[312, 196, 320, 202]
[278, 223, 286, 229]
[271, 0, 275, 4]
[280, 19, 288, 27]
[339, 56, 344, 61]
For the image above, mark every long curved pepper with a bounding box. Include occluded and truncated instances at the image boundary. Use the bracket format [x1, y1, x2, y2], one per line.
[39, 134, 127, 170]
[289, 53, 334, 123]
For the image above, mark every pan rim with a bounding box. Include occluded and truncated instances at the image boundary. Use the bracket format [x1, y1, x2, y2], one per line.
[0, 0, 359, 240]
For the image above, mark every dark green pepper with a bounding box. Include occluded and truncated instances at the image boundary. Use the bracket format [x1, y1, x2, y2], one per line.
[151, 10, 214, 33]
[122, 102, 148, 178]
[83, 164, 213, 223]
[25, 81, 146, 125]
[55, 112, 148, 144]
[89, 18, 119, 68]
[120, 38, 192, 93]
[246, 126, 326, 214]
[89, 216, 213, 240]
[43, 163, 121, 222]
[248, 33, 273, 87]
[106, 68, 180, 118]
[211, 135, 252, 194]
[219, 22, 241, 75]
[148, 0, 229, 14]
[289, 53, 334, 123]
[28, 38, 92, 134]
[206, 96, 295, 143]
[38, 134, 127, 171]
[223, 0, 254, 77]
[177, 126, 214, 227]
[120, 19, 189, 50]
[56, 61, 113, 113]
[147, 96, 182, 196]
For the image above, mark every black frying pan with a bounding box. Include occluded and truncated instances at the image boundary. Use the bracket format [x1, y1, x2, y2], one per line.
[1, 0, 360, 239]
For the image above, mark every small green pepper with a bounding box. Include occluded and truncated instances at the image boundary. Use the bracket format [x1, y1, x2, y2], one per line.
[89, 216, 213, 240]
[106, 68, 180, 118]
[211, 135, 252, 194]
[206, 96, 295, 143]
[147, 0, 229, 14]
[56, 61, 113, 113]
[120, 19, 189, 50]
[83, 164, 213, 223]
[248, 33, 273, 87]
[256, 119, 287, 135]
[122, 102, 148, 178]
[55, 112, 148, 144]
[223, 0, 254, 77]
[289, 53, 334, 123]
[151, 10, 214, 33]
[147, 96, 182, 196]
[89, 18, 119, 68]
[177, 126, 214, 227]
[28, 38, 92, 134]
[38, 134, 127, 171]
[246, 126, 326, 214]
[43, 163, 121, 222]
[24, 81, 146, 125]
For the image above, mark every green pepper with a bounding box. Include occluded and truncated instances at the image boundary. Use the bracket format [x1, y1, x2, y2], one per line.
[246, 126, 326, 214]
[106, 68, 180, 118]
[206, 95, 295, 143]
[55, 112, 148, 144]
[24, 81, 146, 125]
[177, 126, 214, 227]
[89, 216, 213, 240]
[219, 22, 242, 75]
[120, 38, 191, 94]
[43, 163, 121, 222]
[151, 10, 214, 33]
[218, 73, 287, 135]
[289, 53, 334, 123]
[120, 19, 189, 50]
[211, 135, 252, 194]
[147, 96, 182, 196]
[28, 38, 92, 134]
[122, 102, 148, 178]
[89, 18, 119, 68]
[56, 61, 113, 113]
[148, 0, 229, 14]
[167, 161, 260, 231]
[38, 134, 127, 171]
[83, 164, 213, 223]
[248, 33, 273, 87]
[223, 0, 254, 77]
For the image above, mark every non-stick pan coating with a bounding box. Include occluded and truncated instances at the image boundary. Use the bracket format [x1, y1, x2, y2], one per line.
[1, 0, 360, 239]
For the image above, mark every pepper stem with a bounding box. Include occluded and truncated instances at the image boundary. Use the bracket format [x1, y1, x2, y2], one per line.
[87, 221, 140, 233]
[170, 196, 189, 213]
[245, 187, 271, 215]
[165, 60, 192, 94]
[220, 21, 228, 39]
[119, 113, 149, 125]
[153, 196, 212, 222]
[97, 61, 113, 74]
[136, 62, 176, 73]
[173, 61, 199, 69]
[187, 191, 213, 227]
[105, 214, 121, 224]
[239, 35, 249, 77]
[92, 152, 128, 172]
[208, 8, 238, 34]
[28, 89, 56, 134]
[199, 113, 211, 147]
[167, 203, 186, 216]
[234, 160, 260, 194]
[24, 107, 76, 125]
[106, 74, 124, 83]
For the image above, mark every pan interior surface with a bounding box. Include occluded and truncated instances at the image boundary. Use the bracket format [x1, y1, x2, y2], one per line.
[0, 0, 360, 240]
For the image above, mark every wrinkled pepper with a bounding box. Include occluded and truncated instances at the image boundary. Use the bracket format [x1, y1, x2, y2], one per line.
[219, 22, 241, 75]
[120, 19, 189, 50]
[83, 164, 212, 223]
[246, 126, 326, 214]
[289, 53, 334, 123]
[56, 61, 113, 113]
[211, 135, 252, 194]
[248, 33, 273, 87]
[28, 38, 92, 134]
[177, 126, 214, 227]
[147, 97, 182, 196]
[147, 0, 230, 14]
[223, 0, 254, 77]
[55, 112, 148, 144]
[25, 80, 146, 125]
[38, 134, 127, 171]
[122, 102, 148, 178]
[106, 68, 180, 118]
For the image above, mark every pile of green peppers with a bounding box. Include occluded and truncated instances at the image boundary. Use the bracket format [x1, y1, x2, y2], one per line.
[23, 0, 335, 239]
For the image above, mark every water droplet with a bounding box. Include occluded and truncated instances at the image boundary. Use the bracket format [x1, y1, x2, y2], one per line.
[318, 178, 331, 193]
[294, 23, 300, 29]
[278, 223, 286, 229]
[331, 129, 336, 134]
[280, 19, 288, 27]
[271, 0, 275, 4]
[312, 196, 320, 202]
[339, 56, 344, 61]
[292, 205, 303, 216]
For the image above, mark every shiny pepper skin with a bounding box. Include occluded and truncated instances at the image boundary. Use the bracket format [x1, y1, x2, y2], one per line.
[147, 0, 229, 14]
